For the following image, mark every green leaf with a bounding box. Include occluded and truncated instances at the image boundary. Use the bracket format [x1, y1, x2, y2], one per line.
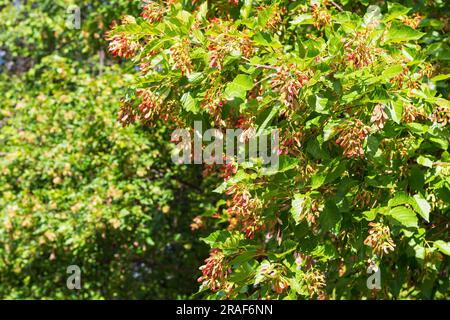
[417, 156, 433, 168]
[388, 192, 410, 207]
[180, 92, 199, 113]
[430, 74, 450, 82]
[200, 230, 231, 246]
[323, 121, 340, 142]
[363, 5, 382, 27]
[412, 194, 430, 222]
[384, 2, 410, 22]
[385, 23, 425, 43]
[240, 0, 253, 19]
[434, 240, 450, 256]
[277, 155, 298, 172]
[291, 194, 310, 224]
[310, 94, 329, 114]
[311, 171, 327, 189]
[390, 206, 418, 228]
[229, 250, 257, 266]
[319, 200, 342, 233]
[387, 101, 402, 124]
[290, 14, 313, 25]
[381, 65, 404, 80]
[362, 207, 382, 221]
[224, 74, 254, 100]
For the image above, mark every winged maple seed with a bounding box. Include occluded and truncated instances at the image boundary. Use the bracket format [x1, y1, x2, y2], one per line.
[198, 248, 230, 291]
[364, 222, 396, 256]
[270, 64, 309, 108]
[371, 104, 388, 130]
[105, 22, 140, 59]
[335, 120, 371, 159]
[140, 0, 165, 23]
[311, 3, 332, 29]
[169, 39, 193, 76]
[226, 185, 264, 239]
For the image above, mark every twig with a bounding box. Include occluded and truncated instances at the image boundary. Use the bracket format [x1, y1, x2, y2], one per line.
[331, 1, 344, 12]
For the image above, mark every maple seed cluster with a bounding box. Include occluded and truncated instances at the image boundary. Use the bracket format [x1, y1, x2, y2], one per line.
[343, 33, 377, 68]
[430, 106, 450, 126]
[265, 4, 286, 30]
[258, 262, 290, 294]
[169, 39, 193, 76]
[226, 185, 264, 239]
[270, 64, 309, 108]
[118, 99, 138, 126]
[400, 12, 423, 29]
[371, 104, 388, 130]
[311, 4, 331, 29]
[401, 104, 422, 123]
[140, 0, 165, 23]
[198, 249, 229, 291]
[105, 22, 140, 59]
[190, 215, 204, 231]
[303, 269, 327, 299]
[364, 222, 396, 256]
[208, 34, 253, 70]
[335, 120, 371, 159]
[136, 89, 161, 120]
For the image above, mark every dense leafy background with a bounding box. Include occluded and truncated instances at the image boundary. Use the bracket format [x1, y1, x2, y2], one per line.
[0, 0, 216, 299]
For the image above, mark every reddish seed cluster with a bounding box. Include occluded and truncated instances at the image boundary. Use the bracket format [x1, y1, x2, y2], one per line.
[364, 222, 396, 256]
[353, 189, 372, 209]
[343, 34, 377, 68]
[219, 157, 238, 181]
[370, 104, 388, 130]
[138, 50, 160, 74]
[418, 62, 434, 78]
[262, 4, 286, 31]
[335, 120, 371, 159]
[198, 249, 228, 291]
[207, 42, 225, 70]
[190, 215, 204, 231]
[430, 106, 450, 126]
[205, 17, 254, 70]
[390, 65, 409, 88]
[169, 39, 193, 76]
[401, 104, 420, 123]
[303, 269, 327, 299]
[279, 129, 303, 156]
[207, 35, 253, 70]
[136, 89, 160, 120]
[257, 262, 290, 294]
[106, 23, 140, 59]
[118, 99, 138, 127]
[118, 89, 169, 127]
[226, 185, 264, 239]
[201, 85, 226, 126]
[311, 4, 331, 29]
[270, 65, 309, 108]
[401, 12, 423, 29]
[140, 0, 165, 23]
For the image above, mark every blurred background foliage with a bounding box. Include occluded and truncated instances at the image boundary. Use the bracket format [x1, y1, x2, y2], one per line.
[0, 0, 218, 299]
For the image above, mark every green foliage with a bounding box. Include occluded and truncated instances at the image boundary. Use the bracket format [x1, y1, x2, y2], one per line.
[111, 0, 449, 299]
[0, 0, 214, 299]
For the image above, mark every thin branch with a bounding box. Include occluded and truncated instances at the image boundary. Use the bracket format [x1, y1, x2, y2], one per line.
[331, 1, 344, 12]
